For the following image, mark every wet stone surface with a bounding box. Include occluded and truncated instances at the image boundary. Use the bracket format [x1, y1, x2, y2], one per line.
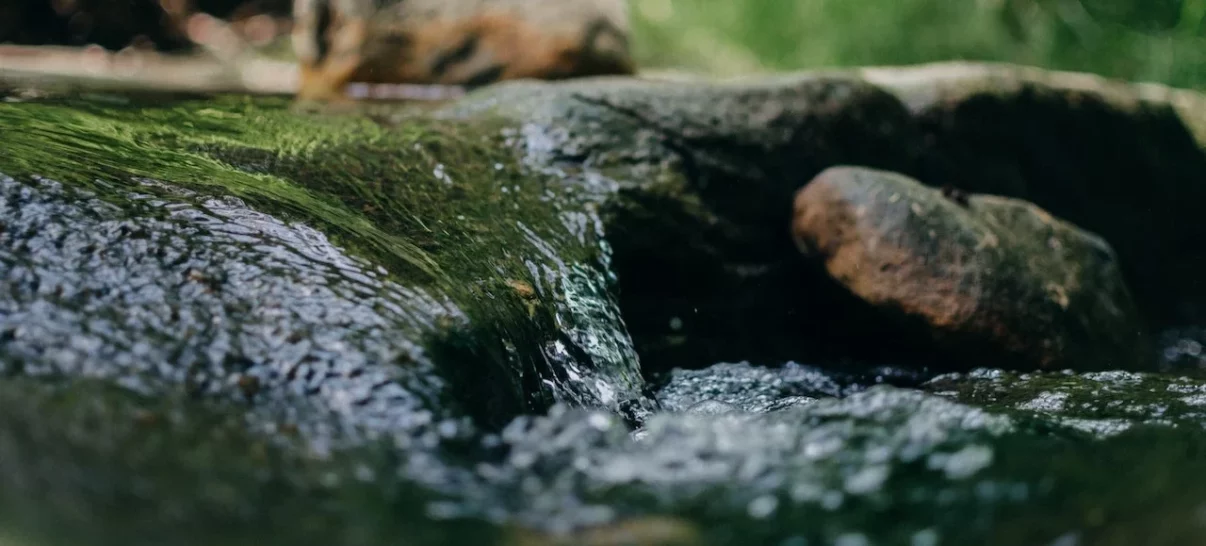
[0, 175, 458, 448]
[5, 63, 1206, 546]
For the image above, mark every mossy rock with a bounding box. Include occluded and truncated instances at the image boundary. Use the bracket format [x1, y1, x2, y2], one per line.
[2, 62, 1206, 545]
[446, 61, 1206, 373]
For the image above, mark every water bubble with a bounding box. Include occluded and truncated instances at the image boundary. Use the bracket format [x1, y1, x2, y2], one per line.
[747, 495, 779, 519]
[821, 491, 845, 511]
[911, 529, 940, 546]
[433, 164, 452, 184]
[844, 465, 890, 495]
[353, 464, 375, 482]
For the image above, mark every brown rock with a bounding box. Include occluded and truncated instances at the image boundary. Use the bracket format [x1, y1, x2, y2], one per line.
[792, 165, 1151, 371]
[863, 62, 1206, 328]
[292, 0, 635, 101]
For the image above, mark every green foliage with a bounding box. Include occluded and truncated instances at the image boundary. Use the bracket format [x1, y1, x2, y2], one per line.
[630, 0, 1206, 88]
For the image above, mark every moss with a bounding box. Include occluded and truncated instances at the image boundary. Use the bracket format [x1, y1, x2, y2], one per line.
[0, 92, 646, 420]
[0, 95, 577, 287]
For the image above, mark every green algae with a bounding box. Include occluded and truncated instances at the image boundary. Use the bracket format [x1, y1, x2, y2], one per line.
[2, 95, 536, 288]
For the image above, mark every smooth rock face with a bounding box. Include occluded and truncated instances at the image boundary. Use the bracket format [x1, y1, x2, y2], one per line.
[792, 166, 1150, 371]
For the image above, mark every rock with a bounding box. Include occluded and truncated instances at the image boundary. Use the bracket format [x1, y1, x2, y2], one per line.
[294, 0, 635, 100]
[442, 74, 926, 372]
[792, 166, 1150, 372]
[6, 62, 1206, 546]
[862, 62, 1206, 328]
[0, 93, 654, 435]
[449, 61, 1206, 372]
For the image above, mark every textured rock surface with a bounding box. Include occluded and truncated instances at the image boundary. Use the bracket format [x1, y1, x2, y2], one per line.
[446, 62, 1206, 373]
[862, 63, 1206, 330]
[792, 166, 1149, 371]
[3, 62, 1206, 546]
[0, 94, 655, 439]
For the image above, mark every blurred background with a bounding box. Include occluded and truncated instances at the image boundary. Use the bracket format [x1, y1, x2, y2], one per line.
[629, 0, 1206, 87]
[2, 0, 1205, 88]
